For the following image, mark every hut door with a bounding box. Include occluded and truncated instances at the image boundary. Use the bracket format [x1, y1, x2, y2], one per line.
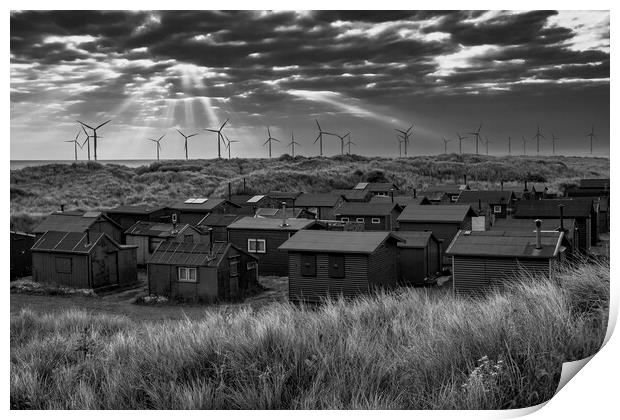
[229, 257, 239, 298]
[107, 253, 119, 285]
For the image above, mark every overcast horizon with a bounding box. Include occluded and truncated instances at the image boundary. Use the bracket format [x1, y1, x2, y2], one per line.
[10, 10, 610, 160]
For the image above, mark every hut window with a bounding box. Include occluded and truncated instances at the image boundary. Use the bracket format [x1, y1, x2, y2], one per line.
[248, 239, 266, 253]
[300, 254, 316, 277]
[371, 218, 381, 224]
[178, 267, 197, 282]
[328, 255, 345, 278]
[246, 261, 257, 271]
[55, 257, 72, 274]
[493, 205, 502, 213]
[184, 234, 194, 243]
[229, 261, 238, 276]
[356, 217, 364, 223]
[451, 195, 458, 202]
[341, 217, 349, 222]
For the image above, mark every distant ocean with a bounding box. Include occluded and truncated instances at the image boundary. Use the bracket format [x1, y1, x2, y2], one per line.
[10, 159, 161, 170]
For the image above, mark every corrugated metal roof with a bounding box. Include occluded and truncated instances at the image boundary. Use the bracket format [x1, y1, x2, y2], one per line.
[170, 198, 239, 211]
[197, 213, 242, 227]
[148, 240, 227, 266]
[279, 230, 402, 254]
[456, 190, 515, 204]
[295, 193, 343, 207]
[104, 204, 166, 214]
[32, 231, 105, 253]
[124, 221, 199, 238]
[367, 182, 399, 192]
[335, 202, 400, 216]
[267, 191, 303, 199]
[514, 199, 593, 218]
[397, 204, 475, 223]
[580, 178, 610, 189]
[34, 212, 104, 234]
[227, 216, 317, 231]
[396, 231, 438, 248]
[255, 207, 311, 219]
[369, 195, 430, 206]
[491, 218, 576, 236]
[446, 230, 564, 259]
[331, 189, 371, 201]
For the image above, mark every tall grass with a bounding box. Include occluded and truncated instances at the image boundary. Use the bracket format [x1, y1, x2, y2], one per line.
[10, 261, 608, 409]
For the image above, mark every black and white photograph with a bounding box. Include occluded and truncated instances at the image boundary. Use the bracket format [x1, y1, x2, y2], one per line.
[8, 4, 613, 413]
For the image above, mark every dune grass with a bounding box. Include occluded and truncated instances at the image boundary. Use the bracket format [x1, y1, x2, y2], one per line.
[10, 154, 609, 233]
[10, 260, 609, 409]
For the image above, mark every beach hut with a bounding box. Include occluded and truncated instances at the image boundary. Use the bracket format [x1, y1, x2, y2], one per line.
[396, 231, 443, 286]
[31, 231, 137, 290]
[169, 198, 241, 225]
[10, 231, 35, 280]
[456, 190, 516, 219]
[446, 227, 571, 296]
[228, 194, 281, 215]
[335, 202, 403, 231]
[424, 184, 470, 204]
[279, 230, 402, 303]
[147, 240, 258, 302]
[197, 213, 242, 242]
[513, 199, 595, 253]
[33, 210, 123, 244]
[227, 217, 322, 276]
[397, 204, 477, 261]
[103, 205, 173, 231]
[491, 217, 579, 253]
[125, 221, 209, 265]
[579, 178, 610, 192]
[294, 193, 346, 220]
[267, 191, 304, 207]
[360, 182, 400, 197]
[369, 194, 431, 207]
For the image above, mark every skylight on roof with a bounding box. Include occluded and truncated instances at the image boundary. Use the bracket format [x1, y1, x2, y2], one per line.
[184, 198, 208, 204]
[354, 182, 369, 190]
[247, 195, 265, 203]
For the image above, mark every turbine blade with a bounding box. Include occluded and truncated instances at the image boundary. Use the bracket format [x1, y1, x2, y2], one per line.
[314, 134, 320, 143]
[74, 130, 81, 140]
[158, 134, 166, 141]
[96, 120, 111, 130]
[220, 118, 229, 131]
[263, 139, 270, 146]
[76, 120, 94, 130]
[315, 119, 322, 131]
[176, 129, 185, 137]
[406, 125, 413, 133]
[204, 128, 218, 133]
[187, 133, 199, 138]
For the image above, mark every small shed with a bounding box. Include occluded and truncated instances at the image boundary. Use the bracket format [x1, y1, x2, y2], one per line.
[103, 205, 173, 231]
[513, 199, 595, 253]
[358, 182, 400, 197]
[169, 198, 241, 225]
[31, 231, 137, 290]
[397, 204, 477, 262]
[125, 221, 209, 265]
[197, 213, 242, 242]
[446, 229, 571, 296]
[424, 184, 470, 204]
[456, 190, 516, 219]
[491, 217, 579, 253]
[147, 240, 258, 302]
[279, 230, 402, 303]
[227, 217, 323, 276]
[396, 231, 443, 286]
[10, 231, 35, 280]
[267, 191, 304, 207]
[335, 202, 403, 231]
[294, 193, 346, 220]
[228, 194, 281, 215]
[33, 211, 123, 244]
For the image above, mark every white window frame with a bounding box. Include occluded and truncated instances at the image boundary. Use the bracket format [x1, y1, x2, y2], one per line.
[341, 217, 349, 222]
[247, 238, 266, 253]
[450, 195, 458, 202]
[371, 217, 381, 224]
[356, 217, 365, 223]
[178, 267, 197, 283]
[493, 205, 502, 214]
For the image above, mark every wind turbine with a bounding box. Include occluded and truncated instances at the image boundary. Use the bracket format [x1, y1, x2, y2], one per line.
[396, 134, 404, 157]
[147, 134, 165, 161]
[441, 136, 452, 154]
[585, 125, 597, 154]
[264, 126, 280, 158]
[287, 131, 301, 157]
[456, 132, 470, 155]
[223, 134, 238, 159]
[176, 129, 199, 160]
[522, 136, 528, 156]
[80, 125, 92, 160]
[204, 118, 229, 159]
[332, 132, 351, 155]
[64, 130, 83, 161]
[394, 124, 413, 156]
[467, 124, 483, 155]
[551, 132, 559, 155]
[345, 135, 356, 155]
[314, 119, 333, 157]
[532, 124, 545, 156]
[483, 136, 493, 156]
[508, 136, 512, 156]
[76, 119, 111, 161]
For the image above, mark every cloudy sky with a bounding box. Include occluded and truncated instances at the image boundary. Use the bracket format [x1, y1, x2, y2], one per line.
[10, 10, 610, 160]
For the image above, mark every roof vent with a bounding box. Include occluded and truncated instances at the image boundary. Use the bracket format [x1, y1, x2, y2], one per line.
[280, 201, 290, 228]
[463, 230, 471, 236]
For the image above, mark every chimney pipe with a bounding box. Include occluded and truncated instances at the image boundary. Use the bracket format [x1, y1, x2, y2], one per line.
[253, 204, 258, 217]
[243, 178, 246, 194]
[500, 181, 504, 191]
[558, 204, 566, 231]
[281, 201, 289, 227]
[60, 204, 65, 212]
[464, 174, 467, 185]
[85, 228, 90, 246]
[524, 180, 528, 192]
[228, 182, 232, 201]
[535, 219, 542, 249]
[390, 188, 394, 203]
[413, 188, 417, 199]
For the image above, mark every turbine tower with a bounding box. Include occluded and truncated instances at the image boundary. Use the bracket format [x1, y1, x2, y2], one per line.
[345, 135, 356, 155]
[456, 132, 470, 155]
[314, 119, 333, 157]
[532, 124, 545, 156]
[223, 134, 238, 159]
[76, 119, 111, 161]
[551, 132, 559, 155]
[483, 136, 493, 156]
[441, 136, 452, 154]
[204, 118, 229, 159]
[467, 124, 482, 155]
[264, 126, 280, 158]
[176, 129, 199, 160]
[287, 131, 301, 157]
[522, 136, 528, 156]
[394, 124, 413, 156]
[64, 130, 83, 161]
[585, 125, 597, 154]
[147, 134, 165, 161]
[508, 136, 512, 156]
